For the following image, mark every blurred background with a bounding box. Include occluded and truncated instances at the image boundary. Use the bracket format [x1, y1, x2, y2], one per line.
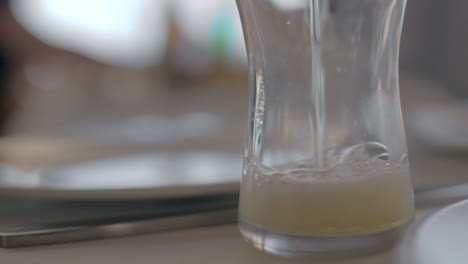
[0, 0, 250, 176]
[0, 0, 467, 190]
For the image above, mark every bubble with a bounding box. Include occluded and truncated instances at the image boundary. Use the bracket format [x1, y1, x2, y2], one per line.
[339, 142, 389, 163]
[399, 153, 408, 165]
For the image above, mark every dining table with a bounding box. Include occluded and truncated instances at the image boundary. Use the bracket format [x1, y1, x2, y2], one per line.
[0, 75, 466, 263]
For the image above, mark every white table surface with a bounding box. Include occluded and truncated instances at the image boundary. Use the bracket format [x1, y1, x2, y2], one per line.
[0, 205, 443, 264]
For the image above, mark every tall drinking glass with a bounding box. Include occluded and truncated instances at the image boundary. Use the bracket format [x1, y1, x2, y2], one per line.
[236, 0, 414, 258]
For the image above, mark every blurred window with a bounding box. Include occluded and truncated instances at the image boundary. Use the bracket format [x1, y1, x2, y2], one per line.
[11, 0, 169, 68]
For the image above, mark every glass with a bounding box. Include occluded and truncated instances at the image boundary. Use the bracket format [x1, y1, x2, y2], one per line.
[236, 0, 414, 258]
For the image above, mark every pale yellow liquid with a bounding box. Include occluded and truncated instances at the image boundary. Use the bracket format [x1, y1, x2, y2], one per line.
[239, 162, 414, 237]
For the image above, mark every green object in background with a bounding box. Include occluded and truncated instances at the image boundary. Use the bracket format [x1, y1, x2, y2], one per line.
[209, 8, 236, 59]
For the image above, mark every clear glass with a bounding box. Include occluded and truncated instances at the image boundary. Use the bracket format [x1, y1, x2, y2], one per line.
[236, 0, 414, 258]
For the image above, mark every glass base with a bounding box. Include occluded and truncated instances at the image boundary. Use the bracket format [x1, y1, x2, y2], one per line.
[239, 220, 409, 259]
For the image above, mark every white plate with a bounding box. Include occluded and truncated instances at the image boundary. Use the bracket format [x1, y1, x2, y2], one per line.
[402, 199, 468, 264]
[0, 151, 242, 200]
